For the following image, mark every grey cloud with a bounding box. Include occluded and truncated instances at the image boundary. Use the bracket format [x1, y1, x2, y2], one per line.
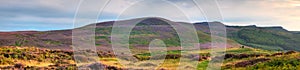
[0, 0, 300, 31]
[0, 0, 78, 18]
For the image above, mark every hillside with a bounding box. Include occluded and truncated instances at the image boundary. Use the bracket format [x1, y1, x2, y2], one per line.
[0, 17, 299, 51]
[226, 26, 300, 51]
[194, 22, 300, 51]
[0, 30, 72, 50]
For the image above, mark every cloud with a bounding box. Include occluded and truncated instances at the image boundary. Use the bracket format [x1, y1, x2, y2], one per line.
[0, 0, 299, 31]
[100, 0, 300, 31]
[101, 0, 205, 22]
[217, 0, 300, 31]
[0, 0, 79, 31]
[0, 0, 78, 18]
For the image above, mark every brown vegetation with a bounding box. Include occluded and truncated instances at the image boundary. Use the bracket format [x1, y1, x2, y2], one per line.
[224, 54, 263, 59]
[234, 58, 271, 67]
[0, 46, 121, 70]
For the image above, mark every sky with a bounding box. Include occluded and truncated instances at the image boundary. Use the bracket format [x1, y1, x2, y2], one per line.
[0, 0, 300, 31]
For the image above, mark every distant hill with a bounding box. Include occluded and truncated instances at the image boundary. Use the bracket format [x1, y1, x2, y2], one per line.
[226, 26, 300, 51]
[0, 17, 299, 51]
[0, 30, 72, 49]
[195, 22, 300, 51]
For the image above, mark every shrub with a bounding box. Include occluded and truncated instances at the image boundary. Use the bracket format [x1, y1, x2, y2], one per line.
[14, 63, 25, 68]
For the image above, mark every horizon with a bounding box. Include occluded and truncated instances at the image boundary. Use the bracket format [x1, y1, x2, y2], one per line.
[0, 0, 299, 31]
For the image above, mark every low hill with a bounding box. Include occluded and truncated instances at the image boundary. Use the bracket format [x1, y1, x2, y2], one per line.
[0, 17, 299, 51]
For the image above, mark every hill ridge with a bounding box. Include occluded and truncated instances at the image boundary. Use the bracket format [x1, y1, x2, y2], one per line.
[0, 17, 299, 51]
